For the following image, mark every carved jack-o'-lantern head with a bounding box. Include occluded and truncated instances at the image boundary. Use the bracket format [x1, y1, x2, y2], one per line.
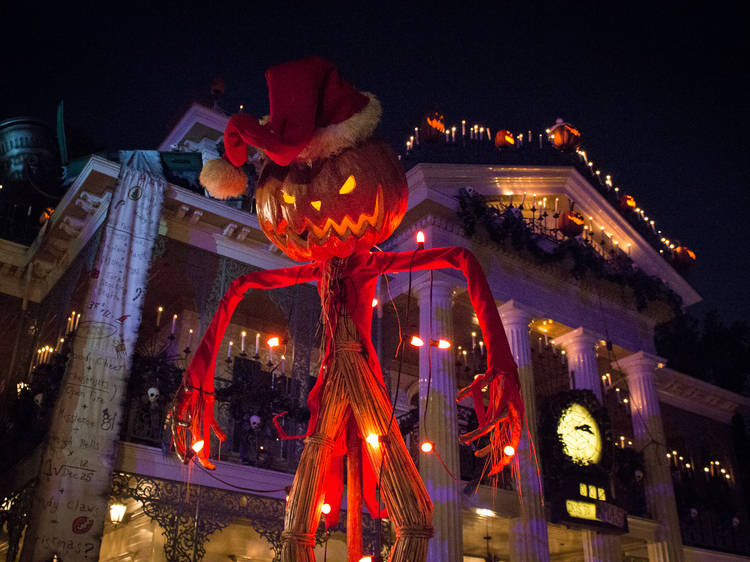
[256, 138, 408, 262]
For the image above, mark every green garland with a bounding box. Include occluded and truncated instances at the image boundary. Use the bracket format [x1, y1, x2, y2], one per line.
[456, 189, 682, 314]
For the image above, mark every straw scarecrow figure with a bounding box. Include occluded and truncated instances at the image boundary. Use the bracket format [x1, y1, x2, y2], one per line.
[169, 57, 523, 562]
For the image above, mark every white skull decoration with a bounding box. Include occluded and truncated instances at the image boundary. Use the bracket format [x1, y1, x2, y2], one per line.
[690, 508, 698, 519]
[147, 387, 160, 403]
[634, 469, 644, 482]
[33, 393, 43, 407]
[250, 415, 262, 430]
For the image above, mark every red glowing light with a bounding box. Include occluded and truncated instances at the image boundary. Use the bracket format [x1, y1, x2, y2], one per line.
[321, 503, 332, 515]
[416, 231, 425, 245]
[266, 336, 280, 348]
[191, 440, 204, 453]
[365, 434, 380, 448]
[420, 441, 434, 453]
[436, 339, 451, 349]
[503, 445, 515, 457]
[371, 298, 379, 308]
[410, 336, 425, 347]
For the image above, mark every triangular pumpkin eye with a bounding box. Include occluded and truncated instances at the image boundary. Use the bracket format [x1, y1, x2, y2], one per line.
[282, 191, 296, 204]
[339, 175, 356, 194]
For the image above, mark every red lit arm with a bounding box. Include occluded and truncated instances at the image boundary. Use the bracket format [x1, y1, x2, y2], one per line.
[169, 263, 318, 468]
[375, 247, 523, 472]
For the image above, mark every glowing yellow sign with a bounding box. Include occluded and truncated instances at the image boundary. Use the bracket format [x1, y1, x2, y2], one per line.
[578, 482, 607, 501]
[566, 500, 598, 521]
[557, 403, 602, 465]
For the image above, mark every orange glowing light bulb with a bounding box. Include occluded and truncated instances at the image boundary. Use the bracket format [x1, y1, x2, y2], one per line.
[410, 336, 425, 347]
[371, 298, 379, 308]
[266, 336, 280, 348]
[416, 230, 425, 249]
[192, 440, 205, 453]
[503, 445, 515, 457]
[420, 441, 434, 453]
[437, 339, 451, 349]
[321, 503, 332, 515]
[365, 434, 380, 448]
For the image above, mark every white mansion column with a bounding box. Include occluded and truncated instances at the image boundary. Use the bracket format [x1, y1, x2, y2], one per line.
[554, 327, 603, 401]
[415, 272, 462, 561]
[618, 352, 683, 562]
[498, 301, 550, 562]
[555, 326, 621, 561]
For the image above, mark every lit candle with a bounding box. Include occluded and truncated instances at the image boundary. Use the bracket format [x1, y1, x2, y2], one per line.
[461, 120, 466, 138]
[471, 331, 477, 349]
[539, 133, 542, 148]
[156, 306, 163, 328]
[241, 330, 247, 353]
[619, 436, 625, 449]
[268, 341, 274, 363]
[445, 129, 450, 142]
[255, 333, 260, 355]
[451, 126, 456, 143]
[479, 340, 484, 355]
[538, 337, 542, 353]
[281, 354, 286, 375]
[187, 329, 193, 348]
[486, 128, 491, 141]
[171, 314, 178, 336]
[227, 341, 233, 359]
[528, 130, 532, 145]
[74, 313, 81, 331]
[414, 127, 419, 145]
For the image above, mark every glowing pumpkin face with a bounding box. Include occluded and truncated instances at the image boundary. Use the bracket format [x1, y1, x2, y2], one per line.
[558, 210, 585, 237]
[494, 130, 515, 148]
[256, 139, 408, 262]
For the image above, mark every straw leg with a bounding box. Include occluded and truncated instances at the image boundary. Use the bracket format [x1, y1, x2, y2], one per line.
[281, 372, 349, 562]
[339, 351, 434, 562]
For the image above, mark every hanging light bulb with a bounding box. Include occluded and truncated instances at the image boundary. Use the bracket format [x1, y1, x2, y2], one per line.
[192, 440, 204, 453]
[266, 336, 280, 348]
[410, 336, 425, 347]
[503, 445, 515, 457]
[366, 434, 380, 448]
[420, 441, 434, 453]
[321, 503, 332, 515]
[416, 230, 425, 249]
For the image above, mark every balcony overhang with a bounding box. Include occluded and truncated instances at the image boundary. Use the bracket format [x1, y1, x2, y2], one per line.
[405, 163, 701, 308]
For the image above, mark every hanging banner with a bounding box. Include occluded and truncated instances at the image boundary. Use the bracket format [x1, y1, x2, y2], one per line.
[23, 151, 165, 561]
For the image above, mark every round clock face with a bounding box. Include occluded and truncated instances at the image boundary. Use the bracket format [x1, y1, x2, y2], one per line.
[557, 403, 602, 465]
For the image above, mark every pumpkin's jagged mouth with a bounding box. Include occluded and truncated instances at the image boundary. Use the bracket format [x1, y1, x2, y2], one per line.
[283, 185, 385, 249]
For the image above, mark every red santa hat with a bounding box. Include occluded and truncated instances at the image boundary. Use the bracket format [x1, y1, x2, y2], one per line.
[200, 57, 382, 198]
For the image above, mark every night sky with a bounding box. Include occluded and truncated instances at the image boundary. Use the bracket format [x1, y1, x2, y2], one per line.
[3, 3, 747, 324]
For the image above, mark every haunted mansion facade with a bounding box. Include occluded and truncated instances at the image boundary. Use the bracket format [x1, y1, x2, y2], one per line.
[0, 106, 748, 561]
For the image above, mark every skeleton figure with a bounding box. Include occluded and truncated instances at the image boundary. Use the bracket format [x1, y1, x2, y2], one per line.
[169, 58, 523, 562]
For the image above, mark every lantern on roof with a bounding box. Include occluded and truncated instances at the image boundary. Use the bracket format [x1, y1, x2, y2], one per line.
[548, 118, 581, 152]
[494, 129, 515, 148]
[619, 194, 637, 212]
[557, 210, 585, 237]
[672, 246, 696, 270]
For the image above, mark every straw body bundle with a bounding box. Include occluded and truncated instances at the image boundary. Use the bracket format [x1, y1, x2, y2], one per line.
[281, 316, 433, 561]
